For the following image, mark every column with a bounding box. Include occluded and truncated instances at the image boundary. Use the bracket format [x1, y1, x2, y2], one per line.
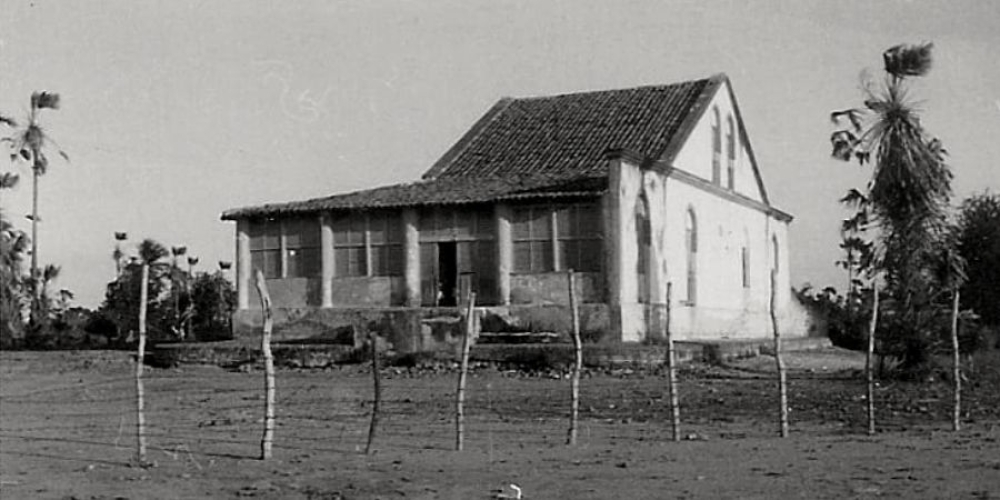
[403, 208, 421, 307]
[496, 203, 512, 305]
[320, 212, 334, 308]
[236, 219, 251, 310]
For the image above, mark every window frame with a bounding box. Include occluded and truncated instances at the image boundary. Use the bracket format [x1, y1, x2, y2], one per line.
[513, 202, 603, 274]
[684, 207, 698, 305]
[332, 211, 404, 278]
[711, 106, 721, 185]
[726, 114, 736, 190]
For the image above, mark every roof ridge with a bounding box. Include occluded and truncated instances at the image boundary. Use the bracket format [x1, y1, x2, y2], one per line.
[510, 73, 723, 102]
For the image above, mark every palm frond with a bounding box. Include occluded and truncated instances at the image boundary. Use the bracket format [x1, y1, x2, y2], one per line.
[115, 232, 128, 241]
[839, 188, 869, 207]
[830, 108, 864, 132]
[30, 92, 61, 111]
[171, 246, 187, 257]
[0, 172, 19, 190]
[42, 264, 61, 282]
[830, 130, 860, 161]
[883, 42, 933, 78]
[0, 115, 16, 127]
[137, 239, 169, 264]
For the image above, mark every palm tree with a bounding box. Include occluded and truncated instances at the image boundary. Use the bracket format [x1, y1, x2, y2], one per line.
[0, 216, 30, 345]
[170, 246, 187, 337]
[38, 264, 61, 320]
[186, 256, 199, 338]
[0, 173, 18, 230]
[113, 232, 128, 277]
[0, 112, 19, 225]
[4, 92, 68, 325]
[831, 42, 962, 369]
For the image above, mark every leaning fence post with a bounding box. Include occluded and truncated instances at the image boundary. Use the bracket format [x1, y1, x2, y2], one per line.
[664, 282, 680, 442]
[866, 281, 880, 436]
[769, 270, 789, 438]
[455, 292, 476, 451]
[366, 328, 382, 454]
[950, 289, 961, 432]
[135, 262, 150, 467]
[567, 270, 582, 445]
[254, 270, 275, 460]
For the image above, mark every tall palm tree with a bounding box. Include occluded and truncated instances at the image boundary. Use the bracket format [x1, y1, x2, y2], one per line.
[186, 256, 199, 338]
[0, 173, 18, 228]
[0, 113, 18, 225]
[37, 264, 61, 321]
[830, 42, 961, 368]
[113, 232, 128, 277]
[170, 246, 188, 337]
[0, 216, 30, 343]
[4, 92, 68, 325]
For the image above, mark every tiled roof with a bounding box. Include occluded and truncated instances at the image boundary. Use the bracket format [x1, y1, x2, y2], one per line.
[423, 76, 716, 180]
[221, 175, 606, 219]
[222, 75, 722, 220]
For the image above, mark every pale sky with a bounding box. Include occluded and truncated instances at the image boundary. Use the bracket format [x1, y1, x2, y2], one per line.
[2, 0, 998, 308]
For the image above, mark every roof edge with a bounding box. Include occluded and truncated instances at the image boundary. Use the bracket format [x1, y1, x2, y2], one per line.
[421, 97, 514, 180]
[656, 73, 726, 166]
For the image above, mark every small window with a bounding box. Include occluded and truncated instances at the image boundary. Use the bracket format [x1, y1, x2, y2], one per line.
[726, 115, 736, 190]
[249, 219, 281, 279]
[635, 196, 651, 303]
[284, 217, 321, 278]
[711, 106, 721, 185]
[369, 212, 403, 276]
[557, 203, 602, 272]
[685, 208, 698, 304]
[741, 247, 750, 288]
[333, 215, 367, 277]
[512, 206, 553, 273]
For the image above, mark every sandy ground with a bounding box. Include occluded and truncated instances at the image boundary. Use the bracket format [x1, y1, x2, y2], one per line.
[1, 348, 999, 499]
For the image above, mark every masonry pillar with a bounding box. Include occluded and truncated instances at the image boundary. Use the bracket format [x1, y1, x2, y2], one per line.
[403, 207, 421, 307]
[495, 203, 512, 305]
[236, 219, 251, 310]
[320, 212, 334, 308]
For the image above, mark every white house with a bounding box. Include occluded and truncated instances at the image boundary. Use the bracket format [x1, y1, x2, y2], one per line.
[222, 73, 815, 349]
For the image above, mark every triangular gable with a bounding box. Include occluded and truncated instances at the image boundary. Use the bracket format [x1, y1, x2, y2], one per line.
[654, 74, 771, 206]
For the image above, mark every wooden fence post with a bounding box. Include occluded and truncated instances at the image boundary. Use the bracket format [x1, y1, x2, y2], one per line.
[951, 289, 961, 432]
[866, 282, 880, 436]
[366, 329, 382, 454]
[769, 270, 789, 438]
[254, 270, 275, 460]
[665, 282, 680, 442]
[135, 263, 150, 467]
[455, 292, 476, 451]
[567, 270, 582, 445]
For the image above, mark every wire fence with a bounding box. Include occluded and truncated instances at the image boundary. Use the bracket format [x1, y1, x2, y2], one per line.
[3, 350, 996, 471]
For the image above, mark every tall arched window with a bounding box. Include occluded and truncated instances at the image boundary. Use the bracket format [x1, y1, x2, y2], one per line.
[635, 194, 651, 304]
[726, 115, 736, 190]
[741, 227, 750, 288]
[685, 208, 698, 304]
[771, 234, 780, 274]
[711, 107, 721, 185]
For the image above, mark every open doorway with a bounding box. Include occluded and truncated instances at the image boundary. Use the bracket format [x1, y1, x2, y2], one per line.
[437, 241, 458, 306]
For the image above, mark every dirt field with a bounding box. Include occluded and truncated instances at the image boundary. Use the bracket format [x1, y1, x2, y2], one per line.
[2, 348, 999, 499]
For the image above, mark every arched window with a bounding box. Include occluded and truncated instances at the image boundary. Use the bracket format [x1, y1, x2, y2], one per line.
[771, 234, 780, 274]
[726, 115, 736, 190]
[685, 208, 698, 304]
[711, 107, 721, 185]
[635, 195, 651, 303]
[741, 227, 750, 288]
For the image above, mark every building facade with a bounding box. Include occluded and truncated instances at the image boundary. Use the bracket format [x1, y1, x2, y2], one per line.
[222, 74, 815, 348]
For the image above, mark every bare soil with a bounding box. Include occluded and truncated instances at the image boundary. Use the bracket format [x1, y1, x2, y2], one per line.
[2, 348, 999, 499]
